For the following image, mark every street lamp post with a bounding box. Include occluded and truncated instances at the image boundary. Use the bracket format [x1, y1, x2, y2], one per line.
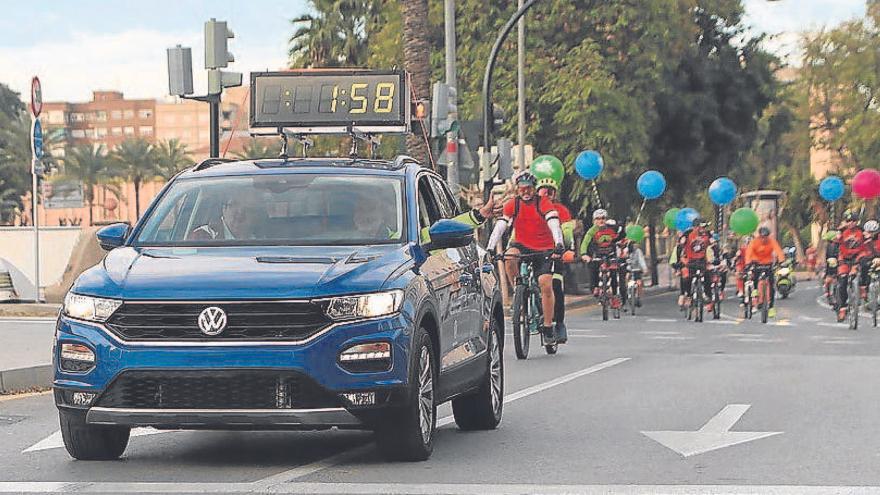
[481, 0, 542, 202]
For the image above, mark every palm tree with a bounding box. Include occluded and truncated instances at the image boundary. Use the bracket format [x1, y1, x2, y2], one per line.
[154, 139, 193, 181]
[59, 144, 112, 226]
[403, 0, 431, 164]
[288, 0, 381, 68]
[233, 138, 280, 160]
[109, 138, 158, 220]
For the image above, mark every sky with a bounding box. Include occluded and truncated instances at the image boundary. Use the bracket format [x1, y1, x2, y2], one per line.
[0, 0, 869, 103]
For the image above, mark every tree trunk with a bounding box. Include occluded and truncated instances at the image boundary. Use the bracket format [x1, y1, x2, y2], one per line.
[134, 180, 141, 220]
[403, 0, 431, 165]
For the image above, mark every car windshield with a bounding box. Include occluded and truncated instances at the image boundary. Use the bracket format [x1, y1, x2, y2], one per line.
[134, 173, 405, 246]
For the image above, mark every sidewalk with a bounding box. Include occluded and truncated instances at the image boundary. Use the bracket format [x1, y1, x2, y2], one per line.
[0, 303, 61, 318]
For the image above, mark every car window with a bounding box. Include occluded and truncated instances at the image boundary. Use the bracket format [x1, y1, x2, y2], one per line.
[417, 176, 443, 232]
[429, 176, 458, 218]
[135, 174, 405, 246]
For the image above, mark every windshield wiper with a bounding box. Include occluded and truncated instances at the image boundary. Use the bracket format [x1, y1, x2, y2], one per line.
[256, 256, 338, 264]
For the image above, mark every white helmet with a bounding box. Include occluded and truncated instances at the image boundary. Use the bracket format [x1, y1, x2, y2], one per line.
[592, 208, 608, 220]
[865, 220, 879, 233]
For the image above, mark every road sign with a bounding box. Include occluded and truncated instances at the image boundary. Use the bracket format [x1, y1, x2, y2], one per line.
[42, 180, 83, 209]
[31, 119, 43, 160]
[642, 404, 782, 457]
[30, 76, 42, 118]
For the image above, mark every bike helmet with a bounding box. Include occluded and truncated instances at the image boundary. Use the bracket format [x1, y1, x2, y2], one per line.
[536, 177, 559, 190]
[844, 210, 858, 222]
[692, 217, 709, 228]
[864, 220, 879, 233]
[514, 171, 537, 187]
[592, 208, 608, 220]
[758, 226, 771, 237]
[606, 219, 618, 228]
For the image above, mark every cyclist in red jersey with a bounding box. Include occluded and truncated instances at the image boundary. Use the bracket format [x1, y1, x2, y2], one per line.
[487, 172, 565, 342]
[682, 218, 714, 311]
[835, 210, 866, 321]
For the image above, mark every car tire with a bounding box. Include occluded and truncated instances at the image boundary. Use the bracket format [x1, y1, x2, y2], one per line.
[452, 317, 504, 431]
[59, 408, 130, 460]
[375, 327, 436, 461]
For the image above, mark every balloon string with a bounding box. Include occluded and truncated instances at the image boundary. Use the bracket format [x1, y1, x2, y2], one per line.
[634, 198, 647, 225]
[591, 180, 603, 209]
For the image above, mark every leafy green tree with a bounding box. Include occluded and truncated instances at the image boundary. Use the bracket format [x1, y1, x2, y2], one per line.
[289, 0, 383, 68]
[233, 138, 281, 160]
[153, 139, 193, 181]
[59, 144, 113, 226]
[109, 138, 158, 219]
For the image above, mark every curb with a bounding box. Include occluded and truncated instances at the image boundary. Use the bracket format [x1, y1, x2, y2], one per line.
[0, 364, 52, 394]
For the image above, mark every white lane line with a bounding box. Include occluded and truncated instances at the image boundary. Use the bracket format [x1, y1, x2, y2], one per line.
[648, 335, 693, 341]
[735, 337, 785, 343]
[639, 331, 680, 335]
[821, 340, 864, 345]
[4, 482, 880, 494]
[707, 320, 738, 325]
[725, 333, 764, 338]
[262, 357, 631, 488]
[817, 322, 848, 328]
[0, 317, 56, 323]
[800, 316, 822, 322]
[568, 334, 609, 339]
[646, 318, 676, 323]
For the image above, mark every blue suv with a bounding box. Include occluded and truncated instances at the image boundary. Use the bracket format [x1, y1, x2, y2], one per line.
[53, 156, 504, 461]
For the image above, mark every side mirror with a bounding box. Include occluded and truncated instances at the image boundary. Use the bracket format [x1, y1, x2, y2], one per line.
[427, 219, 474, 250]
[96, 223, 131, 251]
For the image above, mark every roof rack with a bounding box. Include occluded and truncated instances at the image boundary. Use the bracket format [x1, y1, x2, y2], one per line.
[192, 157, 236, 171]
[393, 155, 420, 170]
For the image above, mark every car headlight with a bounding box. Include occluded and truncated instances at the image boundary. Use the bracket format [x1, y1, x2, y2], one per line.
[63, 293, 122, 322]
[325, 290, 403, 320]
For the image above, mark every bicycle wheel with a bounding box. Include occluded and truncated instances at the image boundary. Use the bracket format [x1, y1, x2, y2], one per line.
[849, 277, 859, 330]
[759, 280, 769, 324]
[694, 277, 704, 323]
[511, 285, 530, 359]
[871, 281, 878, 328]
[743, 282, 752, 319]
[628, 285, 636, 316]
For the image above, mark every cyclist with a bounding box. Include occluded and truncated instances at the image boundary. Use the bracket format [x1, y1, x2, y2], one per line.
[834, 211, 866, 321]
[822, 230, 840, 301]
[858, 220, 880, 305]
[608, 219, 631, 308]
[682, 218, 715, 313]
[580, 209, 625, 305]
[627, 239, 647, 307]
[534, 175, 576, 343]
[669, 230, 690, 310]
[487, 172, 565, 342]
[745, 226, 785, 318]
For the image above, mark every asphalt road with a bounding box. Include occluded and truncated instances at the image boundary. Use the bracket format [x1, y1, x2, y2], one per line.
[3, 281, 880, 494]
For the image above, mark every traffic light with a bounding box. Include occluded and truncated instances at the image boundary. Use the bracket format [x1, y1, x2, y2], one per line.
[205, 19, 234, 69]
[431, 82, 458, 137]
[167, 45, 194, 96]
[208, 70, 243, 95]
[491, 103, 506, 135]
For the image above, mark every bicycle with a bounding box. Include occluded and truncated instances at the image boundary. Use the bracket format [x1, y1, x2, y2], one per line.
[867, 259, 880, 328]
[596, 256, 622, 321]
[627, 269, 643, 316]
[751, 264, 774, 324]
[847, 265, 860, 330]
[741, 267, 754, 320]
[505, 252, 559, 359]
[687, 264, 706, 323]
[709, 265, 723, 320]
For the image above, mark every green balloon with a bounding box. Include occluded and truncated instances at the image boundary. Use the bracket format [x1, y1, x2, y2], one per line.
[730, 207, 760, 235]
[626, 224, 645, 243]
[530, 155, 565, 185]
[663, 208, 680, 229]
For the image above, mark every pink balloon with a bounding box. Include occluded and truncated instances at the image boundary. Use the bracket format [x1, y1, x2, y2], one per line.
[852, 169, 880, 199]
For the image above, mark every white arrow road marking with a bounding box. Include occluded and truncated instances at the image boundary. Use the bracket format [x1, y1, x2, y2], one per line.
[23, 427, 173, 453]
[642, 404, 782, 457]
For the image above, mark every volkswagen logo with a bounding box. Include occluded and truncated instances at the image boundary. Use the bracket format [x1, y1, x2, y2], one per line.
[197, 307, 227, 336]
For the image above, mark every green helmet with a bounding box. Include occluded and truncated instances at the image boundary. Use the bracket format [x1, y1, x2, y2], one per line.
[822, 230, 839, 242]
[530, 155, 564, 189]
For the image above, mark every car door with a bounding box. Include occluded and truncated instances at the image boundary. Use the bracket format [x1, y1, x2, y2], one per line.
[416, 175, 461, 373]
[428, 176, 484, 359]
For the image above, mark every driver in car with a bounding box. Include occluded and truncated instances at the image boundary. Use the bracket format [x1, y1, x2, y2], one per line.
[189, 193, 264, 240]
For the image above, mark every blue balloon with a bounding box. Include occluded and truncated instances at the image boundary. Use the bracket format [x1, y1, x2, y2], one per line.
[819, 176, 845, 202]
[708, 177, 737, 206]
[575, 150, 604, 180]
[637, 170, 666, 199]
[675, 207, 699, 232]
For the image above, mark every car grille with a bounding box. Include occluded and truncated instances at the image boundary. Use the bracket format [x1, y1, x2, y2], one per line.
[96, 370, 340, 409]
[105, 301, 331, 341]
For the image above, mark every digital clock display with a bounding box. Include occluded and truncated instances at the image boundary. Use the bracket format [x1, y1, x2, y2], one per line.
[250, 70, 407, 130]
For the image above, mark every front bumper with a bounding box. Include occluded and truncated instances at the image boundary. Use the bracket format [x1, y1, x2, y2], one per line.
[85, 406, 362, 429]
[53, 313, 413, 428]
